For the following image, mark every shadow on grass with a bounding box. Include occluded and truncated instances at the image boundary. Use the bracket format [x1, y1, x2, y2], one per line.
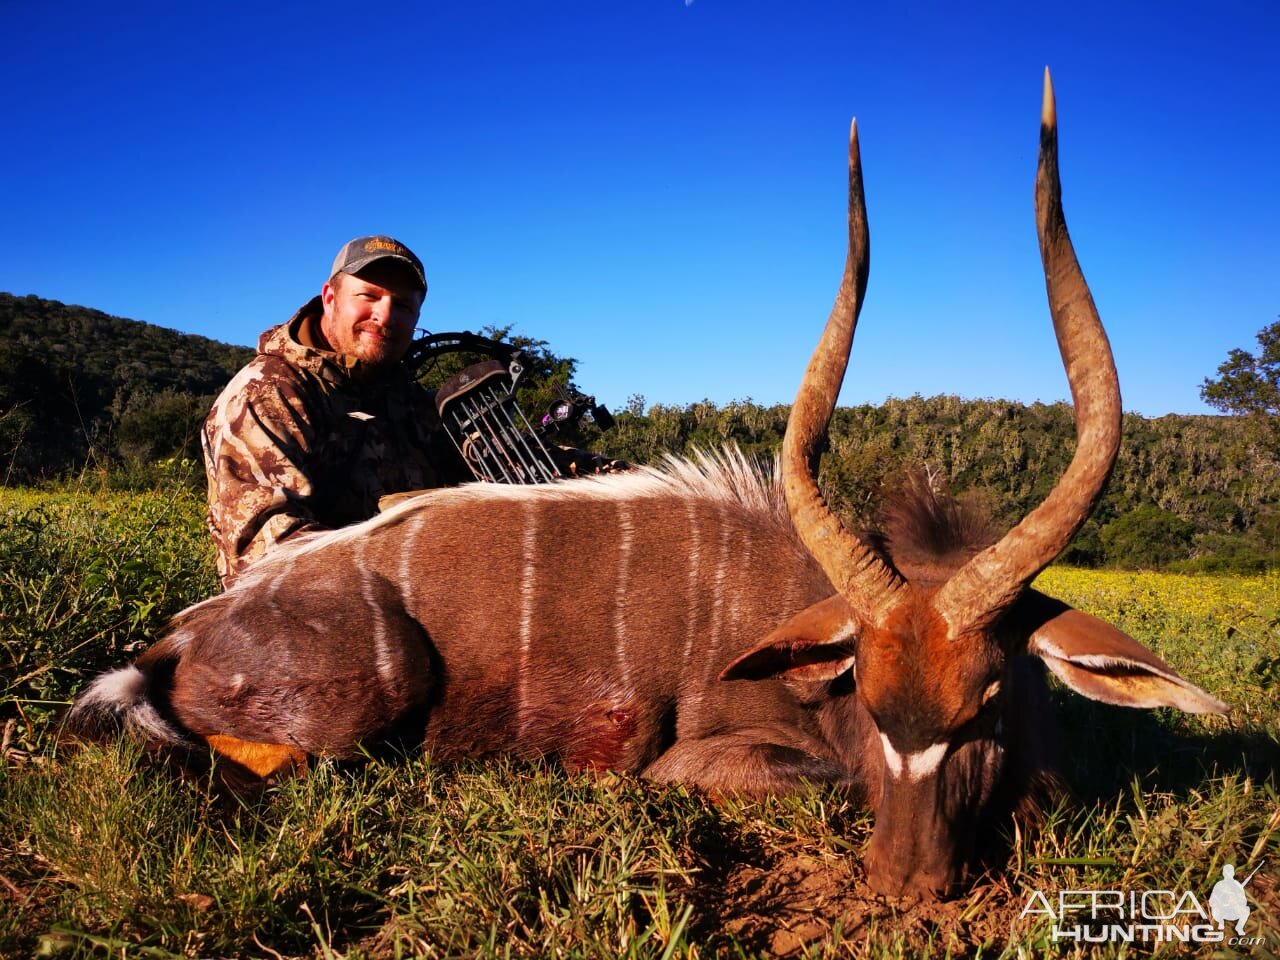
[1052, 690, 1280, 801]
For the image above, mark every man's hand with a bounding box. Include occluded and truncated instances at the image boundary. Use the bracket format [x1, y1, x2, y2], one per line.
[550, 445, 631, 478]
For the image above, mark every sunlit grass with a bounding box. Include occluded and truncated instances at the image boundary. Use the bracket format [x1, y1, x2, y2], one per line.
[1038, 566, 1280, 737]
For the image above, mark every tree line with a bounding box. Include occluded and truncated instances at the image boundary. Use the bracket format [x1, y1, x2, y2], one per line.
[0, 293, 253, 482]
[3, 292, 1277, 572]
[593, 394, 1279, 572]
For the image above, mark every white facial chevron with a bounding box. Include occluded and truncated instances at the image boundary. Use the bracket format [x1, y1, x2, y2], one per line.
[880, 734, 949, 781]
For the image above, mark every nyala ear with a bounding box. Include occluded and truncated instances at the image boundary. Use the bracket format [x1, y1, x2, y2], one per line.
[720, 594, 858, 683]
[1017, 589, 1228, 716]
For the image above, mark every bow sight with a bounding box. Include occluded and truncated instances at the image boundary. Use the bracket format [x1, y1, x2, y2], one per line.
[404, 331, 614, 484]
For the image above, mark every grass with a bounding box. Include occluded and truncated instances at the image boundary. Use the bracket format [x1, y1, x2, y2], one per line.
[1, 482, 1278, 957]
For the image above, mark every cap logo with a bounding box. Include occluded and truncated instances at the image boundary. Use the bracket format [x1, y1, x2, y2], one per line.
[363, 238, 409, 257]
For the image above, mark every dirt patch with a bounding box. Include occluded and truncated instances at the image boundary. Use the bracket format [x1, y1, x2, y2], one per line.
[695, 851, 1280, 957]
[695, 848, 1024, 957]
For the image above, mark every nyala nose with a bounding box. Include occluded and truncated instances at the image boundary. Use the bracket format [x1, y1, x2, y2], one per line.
[867, 863, 962, 901]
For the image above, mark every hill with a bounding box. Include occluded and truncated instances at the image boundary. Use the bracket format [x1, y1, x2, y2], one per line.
[0, 292, 254, 479]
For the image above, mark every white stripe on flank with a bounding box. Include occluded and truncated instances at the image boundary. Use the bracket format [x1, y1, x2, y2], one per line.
[517, 503, 539, 730]
[166, 628, 194, 653]
[357, 537, 395, 687]
[880, 734, 949, 781]
[698, 503, 733, 697]
[264, 559, 291, 599]
[708, 504, 731, 653]
[398, 513, 426, 591]
[682, 499, 702, 666]
[614, 502, 635, 687]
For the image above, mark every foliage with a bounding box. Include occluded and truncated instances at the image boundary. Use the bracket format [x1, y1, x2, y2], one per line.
[1201, 318, 1280, 419]
[113, 389, 216, 467]
[0, 488, 1277, 957]
[1098, 505, 1195, 570]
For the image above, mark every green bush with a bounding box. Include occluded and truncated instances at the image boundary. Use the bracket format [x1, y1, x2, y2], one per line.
[1099, 505, 1195, 569]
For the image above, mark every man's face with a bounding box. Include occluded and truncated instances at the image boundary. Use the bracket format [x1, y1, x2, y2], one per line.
[319, 261, 424, 368]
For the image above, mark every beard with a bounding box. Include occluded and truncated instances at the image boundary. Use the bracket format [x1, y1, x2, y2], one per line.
[348, 322, 410, 369]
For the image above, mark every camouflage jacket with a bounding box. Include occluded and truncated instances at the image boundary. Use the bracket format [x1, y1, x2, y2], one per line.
[202, 297, 457, 585]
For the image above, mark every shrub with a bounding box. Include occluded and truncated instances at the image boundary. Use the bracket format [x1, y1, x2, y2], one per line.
[1099, 505, 1195, 569]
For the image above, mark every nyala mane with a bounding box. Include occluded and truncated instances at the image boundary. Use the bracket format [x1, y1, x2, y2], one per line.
[863, 470, 999, 586]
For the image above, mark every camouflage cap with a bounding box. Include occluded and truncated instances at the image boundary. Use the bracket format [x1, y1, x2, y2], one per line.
[330, 236, 427, 293]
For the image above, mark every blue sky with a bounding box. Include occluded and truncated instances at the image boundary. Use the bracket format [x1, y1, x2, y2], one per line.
[2, 0, 1276, 417]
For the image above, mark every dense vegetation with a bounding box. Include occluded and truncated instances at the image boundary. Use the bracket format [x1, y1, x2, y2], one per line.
[3, 292, 1278, 571]
[0, 293, 254, 481]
